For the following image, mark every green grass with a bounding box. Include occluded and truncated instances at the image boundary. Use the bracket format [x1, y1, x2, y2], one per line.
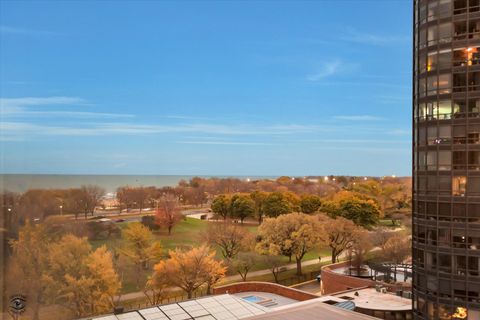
[378, 219, 401, 228]
[154, 217, 211, 251]
[220, 260, 329, 286]
[88, 217, 332, 294]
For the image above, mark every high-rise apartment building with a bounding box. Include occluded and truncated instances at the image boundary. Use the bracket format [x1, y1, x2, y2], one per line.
[413, 1, 480, 319]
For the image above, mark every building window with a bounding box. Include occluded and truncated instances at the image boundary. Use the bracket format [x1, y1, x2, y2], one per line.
[453, 176, 467, 196]
[468, 151, 480, 169]
[438, 100, 452, 119]
[455, 255, 467, 275]
[438, 229, 451, 247]
[453, 229, 467, 248]
[454, 0, 467, 15]
[453, 125, 466, 144]
[453, 100, 467, 118]
[467, 177, 480, 195]
[427, 151, 437, 170]
[453, 151, 466, 169]
[439, 150, 451, 170]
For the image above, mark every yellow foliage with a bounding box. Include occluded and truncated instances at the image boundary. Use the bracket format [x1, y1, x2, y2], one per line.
[150, 245, 226, 298]
[122, 222, 163, 270]
[42, 236, 121, 317]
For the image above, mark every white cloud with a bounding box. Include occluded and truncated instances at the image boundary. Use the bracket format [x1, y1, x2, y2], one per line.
[0, 96, 133, 119]
[0, 121, 331, 139]
[333, 115, 384, 121]
[176, 141, 274, 146]
[299, 138, 409, 144]
[306, 60, 342, 81]
[0, 96, 86, 109]
[388, 129, 411, 136]
[342, 28, 409, 46]
[0, 25, 59, 36]
[6, 110, 133, 119]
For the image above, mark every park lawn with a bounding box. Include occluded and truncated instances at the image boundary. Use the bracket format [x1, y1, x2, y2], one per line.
[378, 219, 401, 229]
[89, 217, 332, 294]
[221, 260, 328, 285]
[153, 217, 211, 251]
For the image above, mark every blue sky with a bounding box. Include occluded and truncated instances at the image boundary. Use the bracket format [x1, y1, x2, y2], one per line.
[0, 1, 412, 176]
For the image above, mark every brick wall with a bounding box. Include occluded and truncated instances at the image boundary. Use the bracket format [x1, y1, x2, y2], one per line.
[320, 262, 412, 295]
[212, 281, 319, 301]
[320, 261, 376, 295]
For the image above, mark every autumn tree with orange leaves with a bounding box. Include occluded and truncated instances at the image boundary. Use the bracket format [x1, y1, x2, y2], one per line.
[155, 194, 183, 235]
[150, 245, 226, 298]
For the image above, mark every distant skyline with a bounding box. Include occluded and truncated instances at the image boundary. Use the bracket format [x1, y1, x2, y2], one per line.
[0, 1, 412, 176]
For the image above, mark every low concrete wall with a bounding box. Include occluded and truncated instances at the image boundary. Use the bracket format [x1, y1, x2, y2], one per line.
[320, 262, 376, 295]
[320, 262, 412, 295]
[213, 281, 319, 301]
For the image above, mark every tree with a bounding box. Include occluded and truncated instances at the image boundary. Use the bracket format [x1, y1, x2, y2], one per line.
[299, 195, 322, 214]
[338, 198, 380, 228]
[150, 245, 226, 298]
[17, 189, 61, 222]
[230, 252, 257, 281]
[66, 188, 88, 219]
[346, 230, 372, 275]
[317, 215, 363, 263]
[326, 196, 381, 229]
[42, 235, 121, 318]
[256, 213, 323, 275]
[116, 186, 135, 212]
[155, 194, 182, 235]
[6, 222, 54, 320]
[86, 220, 121, 240]
[230, 194, 255, 224]
[203, 222, 253, 259]
[133, 187, 151, 213]
[211, 195, 231, 220]
[372, 227, 395, 251]
[80, 185, 106, 218]
[141, 215, 160, 231]
[250, 191, 268, 224]
[381, 233, 411, 282]
[183, 186, 208, 207]
[144, 271, 169, 306]
[262, 192, 292, 217]
[121, 223, 162, 287]
[262, 255, 284, 283]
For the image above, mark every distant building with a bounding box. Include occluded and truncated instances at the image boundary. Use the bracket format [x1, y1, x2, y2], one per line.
[413, 1, 480, 319]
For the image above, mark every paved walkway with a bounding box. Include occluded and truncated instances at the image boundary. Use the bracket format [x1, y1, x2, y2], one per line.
[117, 256, 334, 302]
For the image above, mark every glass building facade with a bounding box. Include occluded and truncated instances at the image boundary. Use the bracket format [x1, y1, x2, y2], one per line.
[413, 1, 480, 319]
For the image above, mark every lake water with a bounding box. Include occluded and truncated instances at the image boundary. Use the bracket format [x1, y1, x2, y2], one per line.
[0, 174, 275, 193]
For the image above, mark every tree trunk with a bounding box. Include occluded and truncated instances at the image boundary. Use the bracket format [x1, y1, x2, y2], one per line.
[296, 258, 302, 276]
[168, 226, 172, 235]
[187, 290, 193, 299]
[288, 255, 292, 263]
[331, 248, 337, 264]
[272, 269, 279, 283]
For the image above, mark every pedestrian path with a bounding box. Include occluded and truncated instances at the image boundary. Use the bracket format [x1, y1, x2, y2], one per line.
[117, 256, 333, 302]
